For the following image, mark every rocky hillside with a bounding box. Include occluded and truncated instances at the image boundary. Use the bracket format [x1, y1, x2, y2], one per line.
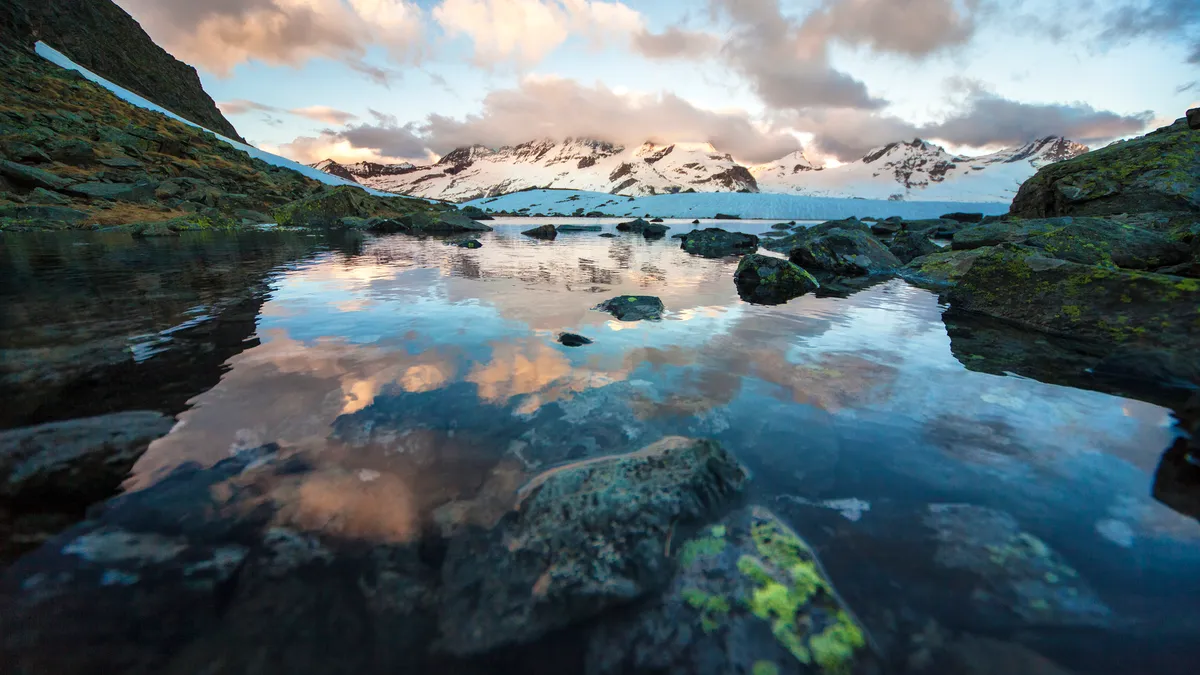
[0, 0, 243, 141]
[315, 139, 759, 201]
[0, 42, 445, 234]
[318, 135, 1087, 204]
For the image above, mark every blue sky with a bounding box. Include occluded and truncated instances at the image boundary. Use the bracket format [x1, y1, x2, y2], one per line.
[116, 0, 1199, 165]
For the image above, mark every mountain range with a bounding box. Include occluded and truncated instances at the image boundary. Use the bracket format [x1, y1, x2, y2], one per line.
[312, 136, 1088, 204]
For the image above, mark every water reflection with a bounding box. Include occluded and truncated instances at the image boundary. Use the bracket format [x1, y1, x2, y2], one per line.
[5, 223, 1198, 673]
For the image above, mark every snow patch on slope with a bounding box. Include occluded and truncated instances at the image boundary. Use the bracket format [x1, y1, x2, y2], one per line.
[34, 42, 397, 197]
[461, 190, 1010, 221]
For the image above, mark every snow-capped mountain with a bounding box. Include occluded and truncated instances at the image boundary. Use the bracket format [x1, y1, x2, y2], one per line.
[311, 136, 1087, 204]
[751, 137, 1088, 202]
[310, 139, 758, 202]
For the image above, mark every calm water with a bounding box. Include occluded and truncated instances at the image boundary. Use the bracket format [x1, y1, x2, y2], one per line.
[2, 221, 1197, 673]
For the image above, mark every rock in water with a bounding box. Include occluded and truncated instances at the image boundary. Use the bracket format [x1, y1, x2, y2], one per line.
[888, 229, 938, 264]
[595, 295, 666, 321]
[558, 333, 593, 347]
[1011, 116, 1200, 217]
[692, 219, 701, 224]
[557, 224, 603, 232]
[642, 223, 670, 239]
[437, 437, 747, 655]
[599, 233, 616, 238]
[869, 220, 902, 235]
[714, 213, 740, 220]
[734, 254, 820, 305]
[587, 507, 873, 675]
[460, 205, 494, 220]
[784, 221, 901, 276]
[951, 217, 1188, 270]
[522, 224, 558, 240]
[899, 248, 990, 287]
[771, 223, 793, 230]
[616, 218, 651, 232]
[946, 244, 1200, 353]
[447, 239, 482, 249]
[0, 411, 174, 506]
[940, 212, 984, 223]
[680, 228, 759, 258]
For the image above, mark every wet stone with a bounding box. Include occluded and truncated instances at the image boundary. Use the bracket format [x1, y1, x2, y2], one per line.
[558, 333, 593, 347]
[595, 295, 666, 321]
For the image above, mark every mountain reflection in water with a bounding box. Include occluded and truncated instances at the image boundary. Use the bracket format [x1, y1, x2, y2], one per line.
[1, 219, 1197, 674]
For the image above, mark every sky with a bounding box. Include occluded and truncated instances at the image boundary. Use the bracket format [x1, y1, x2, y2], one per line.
[115, 0, 1200, 167]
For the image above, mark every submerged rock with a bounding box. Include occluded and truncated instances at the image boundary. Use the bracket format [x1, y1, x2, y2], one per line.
[0, 411, 174, 507]
[1011, 116, 1200, 217]
[680, 228, 759, 258]
[595, 295, 665, 321]
[600, 233, 617, 238]
[558, 333, 593, 347]
[888, 229, 939, 264]
[924, 504, 1111, 626]
[437, 437, 747, 655]
[558, 224, 603, 232]
[587, 507, 873, 675]
[447, 239, 482, 249]
[945, 244, 1200, 352]
[734, 254, 820, 305]
[522, 224, 558, 240]
[951, 217, 1188, 270]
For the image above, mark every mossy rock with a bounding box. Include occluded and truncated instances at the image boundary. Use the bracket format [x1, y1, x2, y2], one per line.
[587, 507, 874, 675]
[1011, 117, 1200, 217]
[786, 227, 900, 277]
[680, 228, 759, 258]
[946, 244, 1200, 352]
[888, 229, 938, 265]
[898, 248, 994, 288]
[522, 224, 558, 240]
[734, 254, 820, 305]
[951, 216, 1189, 270]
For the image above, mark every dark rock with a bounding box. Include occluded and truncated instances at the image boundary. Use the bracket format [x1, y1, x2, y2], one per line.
[437, 437, 747, 655]
[1187, 107, 1199, 130]
[885, 216, 903, 222]
[0, 411, 173, 508]
[459, 205, 494, 220]
[649, 217, 664, 223]
[447, 239, 482, 249]
[0, 141, 50, 163]
[941, 212, 984, 223]
[558, 333, 593, 347]
[273, 186, 451, 229]
[680, 228, 759, 258]
[888, 229, 938, 264]
[45, 138, 95, 165]
[1011, 116, 1200, 217]
[522, 224, 558, 240]
[713, 213, 740, 220]
[26, 187, 71, 205]
[642, 223, 669, 238]
[0, 204, 89, 224]
[785, 222, 901, 276]
[902, 218, 964, 237]
[616, 217, 651, 232]
[691, 219, 701, 224]
[899, 248, 992, 287]
[1091, 346, 1200, 398]
[951, 216, 1189, 269]
[770, 222, 793, 230]
[600, 233, 616, 238]
[586, 211, 608, 217]
[66, 181, 156, 202]
[595, 295, 666, 321]
[557, 224, 603, 232]
[588, 507, 873, 675]
[869, 220, 902, 235]
[734, 254, 820, 305]
[1154, 434, 1200, 522]
[946, 244, 1200, 352]
[97, 156, 141, 168]
[0, 159, 73, 190]
[233, 209, 271, 224]
[1156, 261, 1200, 278]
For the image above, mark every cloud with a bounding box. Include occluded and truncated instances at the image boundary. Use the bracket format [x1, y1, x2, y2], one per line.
[418, 76, 801, 163]
[631, 26, 721, 59]
[117, 0, 422, 78]
[218, 100, 359, 125]
[269, 131, 427, 165]
[798, 0, 981, 57]
[339, 111, 430, 159]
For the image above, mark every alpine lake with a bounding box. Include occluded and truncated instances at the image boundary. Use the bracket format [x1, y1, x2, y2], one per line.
[1, 218, 1196, 675]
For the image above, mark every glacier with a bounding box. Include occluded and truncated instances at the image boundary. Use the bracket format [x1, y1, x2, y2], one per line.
[462, 189, 1011, 221]
[33, 42, 398, 197]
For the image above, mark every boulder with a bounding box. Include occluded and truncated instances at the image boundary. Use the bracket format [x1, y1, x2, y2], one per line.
[1187, 107, 1199, 130]
[946, 244, 1200, 352]
[26, 187, 71, 205]
[595, 295, 665, 321]
[557, 224, 603, 232]
[0, 159, 73, 190]
[770, 222, 793, 230]
[1011, 117, 1200, 217]
[600, 233, 616, 238]
[437, 437, 746, 655]
[869, 220, 902, 235]
[522, 224, 558, 240]
[459, 205, 494, 220]
[0, 204, 89, 225]
[558, 333, 593, 347]
[951, 217, 1189, 270]
[650, 217, 665, 223]
[691, 219, 701, 224]
[784, 222, 901, 276]
[587, 507, 873, 675]
[447, 239, 482, 249]
[642, 223, 670, 238]
[940, 212, 984, 223]
[680, 228, 759, 258]
[888, 229, 938, 264]
[899, 248, 992, 287]
[616, 218, 651, 232]
[902, 218, 965, 238]
[713, 213, 740, 220]
[734, 254, 820, 305]
[0, 412, 173, 508]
